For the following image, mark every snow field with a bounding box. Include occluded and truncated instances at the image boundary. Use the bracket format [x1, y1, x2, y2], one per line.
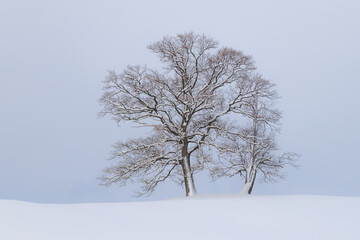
[1, 195, 359, 240]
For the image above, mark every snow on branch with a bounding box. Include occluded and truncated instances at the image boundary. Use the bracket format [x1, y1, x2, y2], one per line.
[99, 32, 298, 196]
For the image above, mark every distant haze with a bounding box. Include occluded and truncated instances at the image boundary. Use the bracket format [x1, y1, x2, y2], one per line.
[0, 0, 359, 203]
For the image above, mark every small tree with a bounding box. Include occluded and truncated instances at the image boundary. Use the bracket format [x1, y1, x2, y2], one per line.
[210, 76, 298, 194]
[98, 32, 271, 196]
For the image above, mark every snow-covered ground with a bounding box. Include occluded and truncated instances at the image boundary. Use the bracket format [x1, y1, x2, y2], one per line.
[1, 195, 359, 239]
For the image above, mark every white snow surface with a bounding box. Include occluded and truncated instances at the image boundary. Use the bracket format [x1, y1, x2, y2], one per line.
[1, 195, 359, 239]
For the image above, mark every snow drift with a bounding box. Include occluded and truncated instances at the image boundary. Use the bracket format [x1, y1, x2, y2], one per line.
[1, 195, 359, 239]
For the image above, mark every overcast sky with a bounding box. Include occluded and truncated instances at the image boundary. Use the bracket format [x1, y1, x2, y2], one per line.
[1, 0, 359, 203]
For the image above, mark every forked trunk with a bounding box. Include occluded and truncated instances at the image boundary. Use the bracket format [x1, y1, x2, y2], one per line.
[240, 170, 257, 194]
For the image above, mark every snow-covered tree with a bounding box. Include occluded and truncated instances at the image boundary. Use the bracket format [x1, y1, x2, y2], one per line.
[98, 32, 271, 196]
[210, 76, 298, 194]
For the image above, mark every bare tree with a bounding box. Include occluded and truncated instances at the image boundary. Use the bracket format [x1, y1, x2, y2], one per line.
[98, 32, 271, 196]
[210, 76, 298, 194]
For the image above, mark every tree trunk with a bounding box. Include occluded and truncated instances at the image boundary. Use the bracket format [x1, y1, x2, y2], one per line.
[181, 139, 197, 196]
[247, 171, 256, 194]
[182, 156, 197, 196]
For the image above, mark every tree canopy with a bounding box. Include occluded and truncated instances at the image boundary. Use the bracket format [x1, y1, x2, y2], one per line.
[99, 32, 297, 196]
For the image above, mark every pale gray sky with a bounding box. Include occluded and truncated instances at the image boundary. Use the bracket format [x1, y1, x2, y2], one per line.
[1, 0, 359, 203]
